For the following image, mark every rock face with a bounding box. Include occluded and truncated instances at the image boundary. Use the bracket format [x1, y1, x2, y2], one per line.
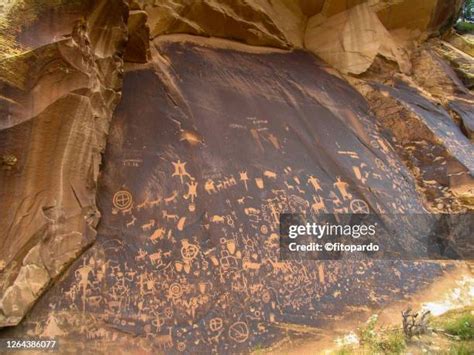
[0, 0, 472, 353]
[0, 0, 128, 327]
[0, 39, 449, 352]
[305, 3, 411, 74]
[140, 0, 462, 73]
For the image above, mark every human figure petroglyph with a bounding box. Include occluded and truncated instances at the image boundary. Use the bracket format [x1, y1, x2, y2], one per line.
[172, 160, 192, 183]
[307, 175, 322, 192]
[311, 195, 327, 214]
[239, 171, 249, 191]
[184, 181, 198, 202]
[205, 179, 217, 194]
[334, 177, 352, 200]
[222, 175, 237, 189]
[75, 263, 93, 312]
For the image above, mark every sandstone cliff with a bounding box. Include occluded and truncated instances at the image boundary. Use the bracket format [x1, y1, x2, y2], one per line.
[0, 0, 472, 353]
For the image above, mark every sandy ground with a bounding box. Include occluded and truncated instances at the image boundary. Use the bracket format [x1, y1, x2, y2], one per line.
[261, 262, 473, 354]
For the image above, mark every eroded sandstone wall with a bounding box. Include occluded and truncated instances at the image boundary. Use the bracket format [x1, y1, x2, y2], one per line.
[0, 0, 128, 327]
[0, 0, 472, 345]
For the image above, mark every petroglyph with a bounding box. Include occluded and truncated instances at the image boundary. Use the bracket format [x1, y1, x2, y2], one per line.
[8, 41, 453, 354]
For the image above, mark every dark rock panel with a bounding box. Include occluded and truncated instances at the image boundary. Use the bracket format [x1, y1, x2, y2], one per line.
[368, 80, 474, 210]
[3, 41, 449, 353]
[449, 100, 474, 140]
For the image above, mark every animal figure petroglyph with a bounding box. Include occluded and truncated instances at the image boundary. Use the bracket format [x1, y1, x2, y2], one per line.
[211, 215, 225, 223]
[137, 199, 149, 211]
[162, 211, 179, 222]
[155, 328, 173, 348]
[149, 198, 161, 207]
[141, 219, 155, 231]
[244, 207, 260, 215]
[126, 215, 137, 228]
[164, 191, 178, 205]
[150, 227, 166, 242]
[149, 252, 163, 266]
[311, 196, 327, 213]
[135, 248, 147, 261]
[284, 181, 294, 190]
[263, 170, 277, 179]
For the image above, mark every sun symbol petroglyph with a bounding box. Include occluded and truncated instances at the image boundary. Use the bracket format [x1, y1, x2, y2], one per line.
[228, 322, 249, 343]
[169, 283, 183, 298]
[181, 240, 199, 260]
[350, 199, 370, 214]
[177, 342, 186, 352]
[113, 190, 133, 210]
[209, 317, 223, 332]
